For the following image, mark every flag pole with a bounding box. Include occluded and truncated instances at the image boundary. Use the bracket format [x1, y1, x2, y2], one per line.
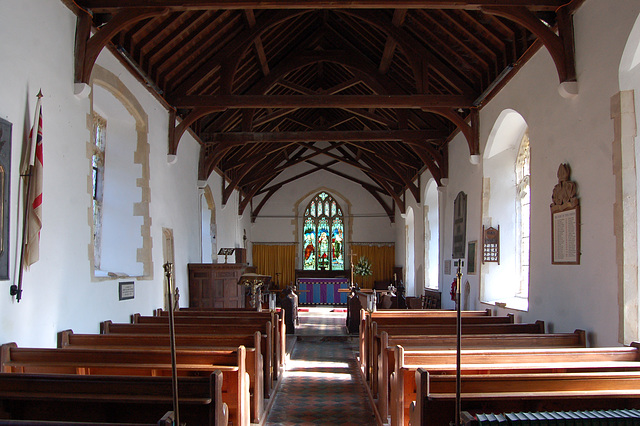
[163, 262, 180, 425]
[10, 90, 43, 302]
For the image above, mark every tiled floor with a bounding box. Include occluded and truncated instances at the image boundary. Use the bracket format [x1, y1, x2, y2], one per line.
[265, 307, 378, 425]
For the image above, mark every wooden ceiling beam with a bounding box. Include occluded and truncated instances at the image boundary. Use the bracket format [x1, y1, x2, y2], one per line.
[379, 9, 407, 74]
[481, 6, 576, 82]
[170, 9, 305, 95]
[207, 129, 448, 143]
[301, 142, 403, 185]
[305, 159, 396, 221]
[76, 7, 167, 84]
[80, 1, 567, 13]
[244, 10, 271, 76]
[171, 94, 474, 108]
[340, 145, 418, 200]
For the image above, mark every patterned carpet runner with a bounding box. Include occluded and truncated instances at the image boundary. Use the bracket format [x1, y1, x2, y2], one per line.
[265, 308, 377, 425]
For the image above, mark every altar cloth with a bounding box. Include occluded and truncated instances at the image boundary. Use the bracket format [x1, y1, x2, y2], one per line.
[296, 278, 350, 304]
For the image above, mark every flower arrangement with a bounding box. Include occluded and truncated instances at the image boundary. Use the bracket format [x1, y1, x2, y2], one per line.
[353, 256, 373, 277]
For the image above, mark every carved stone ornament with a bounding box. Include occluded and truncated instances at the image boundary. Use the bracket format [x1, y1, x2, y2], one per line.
[550, 163, 579, 213]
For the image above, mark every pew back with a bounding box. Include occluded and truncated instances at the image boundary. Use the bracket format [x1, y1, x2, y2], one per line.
[1, 343, 248, 426]
[413, 369, 640, 426]
[0, 372, 226, 426]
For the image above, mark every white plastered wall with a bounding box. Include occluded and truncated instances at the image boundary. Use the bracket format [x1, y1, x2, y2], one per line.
[419, 0, 640, 344]
[0, 0, 227, 347]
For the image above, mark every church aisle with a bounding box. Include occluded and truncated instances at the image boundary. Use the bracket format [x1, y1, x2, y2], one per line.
[265, 307, 378, 425]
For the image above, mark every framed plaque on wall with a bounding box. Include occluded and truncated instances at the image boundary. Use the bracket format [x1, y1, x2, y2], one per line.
[452, 191, 467, 259]
[0, 118, 11, 280]
[550, 163, 580, 265]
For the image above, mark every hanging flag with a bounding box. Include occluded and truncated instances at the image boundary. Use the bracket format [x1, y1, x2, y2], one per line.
[24, 93, 43, 268]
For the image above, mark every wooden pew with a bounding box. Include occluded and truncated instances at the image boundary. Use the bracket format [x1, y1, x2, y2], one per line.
[365, 316, 527, 391]
[0, 411, 175, 425]
[59, 328, 272, 399]
[393, 344, 640, 426]
[375, 330, 586, 422]
[1, 343, 249, 426]
[155, 308, 285, 366]
[57, 330, 265, 423]
[366, 320, 545, 420]
[412, 370, 640, 426]
[136, 310, 285, 379]
[101, 319, 277, 383]
[359, 309, 492, 381]
[0, 372, 226, 426]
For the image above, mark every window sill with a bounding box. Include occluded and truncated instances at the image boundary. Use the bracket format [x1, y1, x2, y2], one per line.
[481, 296, 529, 312]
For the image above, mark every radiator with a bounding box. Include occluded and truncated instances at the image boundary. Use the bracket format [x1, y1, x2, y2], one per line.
[467, 409, 640, 425]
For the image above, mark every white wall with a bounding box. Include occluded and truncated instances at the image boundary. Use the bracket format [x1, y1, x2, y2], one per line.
[417, 0, 640, 345]
[0, 0, 219, 347]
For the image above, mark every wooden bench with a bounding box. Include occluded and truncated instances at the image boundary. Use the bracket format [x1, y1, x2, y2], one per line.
[102, 319, 277, 380]
[135, 311, 285, 379]
[0, 372, 225, 425]
[1, 343, 249, 426]
[392, 344, 640, 426]
[364, 315, 522, 386]
[375, 330, 586, 421]
[0, 412, 175, 425]
[411, 370, 640, 426]
[57, 330, 265, 423]
[59, 328, 273, 399]
[359, 309, 492, 381]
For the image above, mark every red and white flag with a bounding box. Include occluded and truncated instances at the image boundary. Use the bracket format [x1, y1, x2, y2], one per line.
[23, 96, 43, 268]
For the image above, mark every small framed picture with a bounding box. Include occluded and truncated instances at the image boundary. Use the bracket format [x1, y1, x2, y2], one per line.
[444, 259, 452, 275]
[119, 281, 135, 301]
[467, 240, 477, 275]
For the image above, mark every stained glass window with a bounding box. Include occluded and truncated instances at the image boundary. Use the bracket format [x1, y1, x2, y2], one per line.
[302, 192, 344, 270]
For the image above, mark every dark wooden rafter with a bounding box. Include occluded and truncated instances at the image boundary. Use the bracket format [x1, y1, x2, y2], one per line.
[239, 150, 320, 215]
[343, 143, 420, 203]
[223, 141, 346, 203]
[171, 94, 474, 109]
[171, 10, 306, 95]
[75, 7, 167, 84]
[81, 1, 567, 13]
[379, 9, 407, 74]
[343, 10, 477, 96]
[481, 6, 576, 82]
[422, 107, 480, 156]
[206, 129, 448, 144]
[306, 160, 396, 221]
[69, 0, 580, 222]
[169, 106, 227, 154]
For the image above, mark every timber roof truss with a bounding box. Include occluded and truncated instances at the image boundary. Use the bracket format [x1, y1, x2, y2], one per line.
[64, 0, 583, 221]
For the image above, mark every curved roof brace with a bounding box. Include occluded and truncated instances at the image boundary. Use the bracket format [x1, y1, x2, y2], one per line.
[481, 6, 577, 85]
[422, 108, 480, 158]
[75, 8, 167, 85]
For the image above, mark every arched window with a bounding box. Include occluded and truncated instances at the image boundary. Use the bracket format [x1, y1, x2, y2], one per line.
[515, 133, 531, 299]
[481, 109, 530, 311]
[302, 192, 344, 270]
[424, 180, 440, 290]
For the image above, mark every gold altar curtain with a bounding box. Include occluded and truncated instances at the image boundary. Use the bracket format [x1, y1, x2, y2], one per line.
[252, 244, 296, 289]
[351, 244, 395, 289]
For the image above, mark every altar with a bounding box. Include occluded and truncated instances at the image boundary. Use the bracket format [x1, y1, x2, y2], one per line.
[295, 269, 351, 305]
[296, 278, 350, 305]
